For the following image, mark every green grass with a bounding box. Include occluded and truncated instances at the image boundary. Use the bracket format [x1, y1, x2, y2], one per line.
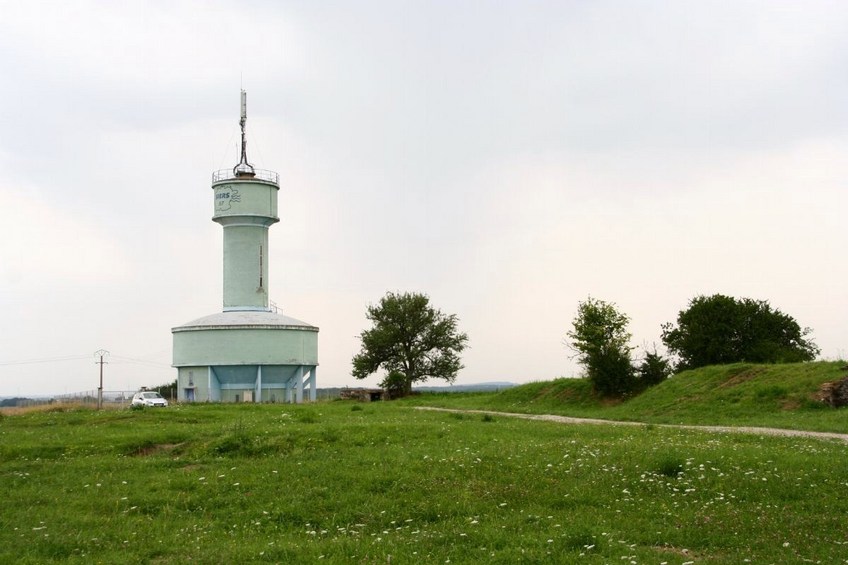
[408, 361, 848, 433]
[1, 399, 847, 563]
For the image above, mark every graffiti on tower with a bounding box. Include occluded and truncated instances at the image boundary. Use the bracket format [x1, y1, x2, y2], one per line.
[215, 186, 241, 212]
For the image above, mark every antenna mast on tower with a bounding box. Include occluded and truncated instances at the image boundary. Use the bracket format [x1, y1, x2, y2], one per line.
[234, 89, 255, 177]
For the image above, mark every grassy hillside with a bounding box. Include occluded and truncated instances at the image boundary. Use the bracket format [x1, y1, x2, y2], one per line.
[408, 361, 848, 433]
[1, 401, 847, 564]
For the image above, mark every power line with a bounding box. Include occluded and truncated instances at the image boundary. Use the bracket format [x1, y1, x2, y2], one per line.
[0, 353, 171, 369]
[109, 355, 171, 368]
[0, 355, 89, 367]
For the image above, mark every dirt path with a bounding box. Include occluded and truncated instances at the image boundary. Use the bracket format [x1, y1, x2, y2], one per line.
[414, 406, 848, 444]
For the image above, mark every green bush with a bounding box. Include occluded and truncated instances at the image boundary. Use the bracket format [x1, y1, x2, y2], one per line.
[662, 294, 819, 370]
[381, 370, 409, 398]
[655, 455, 685, 477]
[637, 350, 673, 388]
[568, 297, 635, 397]
[296, 410, 319, 424]
[588, 346, 636, 397]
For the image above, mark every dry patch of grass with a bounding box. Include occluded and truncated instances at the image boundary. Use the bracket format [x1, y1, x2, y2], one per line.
[781, 399, 802, 410]
[718, 367, 766, 388]
[0, 403, 88, 416]
[128, 443, 183, 457]
[0, 402, 130, 416]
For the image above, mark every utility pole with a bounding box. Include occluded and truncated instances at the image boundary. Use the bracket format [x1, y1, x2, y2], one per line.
[94, 350, 109, 410]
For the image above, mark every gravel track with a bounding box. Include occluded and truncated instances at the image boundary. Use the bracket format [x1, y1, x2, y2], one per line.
[415, 406, 848, 444]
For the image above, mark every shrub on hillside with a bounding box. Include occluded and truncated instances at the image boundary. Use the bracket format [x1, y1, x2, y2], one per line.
[662, 294, 819, 370]
[568, 297, 636, 397]
[637, 350, 673, 388]
[588, 346, 637, 397]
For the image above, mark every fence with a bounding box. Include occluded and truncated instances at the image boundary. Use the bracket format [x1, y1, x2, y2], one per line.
[53, 390, 142, 407]
[3, 387, 343, 409]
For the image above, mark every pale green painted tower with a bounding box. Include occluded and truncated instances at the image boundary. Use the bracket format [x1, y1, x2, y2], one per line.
[172, 91, 318, 403]
[214, 166, 277, 311]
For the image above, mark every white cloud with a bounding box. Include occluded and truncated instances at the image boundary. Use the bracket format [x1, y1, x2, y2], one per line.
[0, 183, 131, 286]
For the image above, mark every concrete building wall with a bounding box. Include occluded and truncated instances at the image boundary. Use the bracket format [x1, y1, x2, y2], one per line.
[177, 363, 317, 403]
[222, 225, 270, 309]
[177, 366, 209, 402]
[173, 328, 318, 366]
[213, 180, 278, 220]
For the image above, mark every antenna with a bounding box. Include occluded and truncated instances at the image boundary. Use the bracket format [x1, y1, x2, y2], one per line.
[234, 89, 255, 177]
[241, 89, 247, 126]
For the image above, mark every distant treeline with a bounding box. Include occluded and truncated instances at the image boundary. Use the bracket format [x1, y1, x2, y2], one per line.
[0, 397, 50, 407]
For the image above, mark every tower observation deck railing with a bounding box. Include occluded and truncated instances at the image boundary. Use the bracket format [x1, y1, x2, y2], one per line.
[212, 168, 279, 185]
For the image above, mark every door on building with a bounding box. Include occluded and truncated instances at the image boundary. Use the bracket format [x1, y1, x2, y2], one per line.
[185, 388, 195, 402]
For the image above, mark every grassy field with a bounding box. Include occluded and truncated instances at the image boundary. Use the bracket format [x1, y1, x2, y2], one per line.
[1, 395, 847, 564]
[407, 361, 848, 433]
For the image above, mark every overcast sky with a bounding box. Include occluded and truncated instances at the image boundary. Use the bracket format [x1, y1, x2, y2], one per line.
[1, 1, 846, 397]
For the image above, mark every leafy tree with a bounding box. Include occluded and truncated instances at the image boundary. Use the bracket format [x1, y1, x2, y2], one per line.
[568, 297, 636, 396]
[352, 292, 469, 397]
[661, 294, 820, 370]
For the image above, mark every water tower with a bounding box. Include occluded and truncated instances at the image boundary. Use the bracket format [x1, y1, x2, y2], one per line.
[171, 91, 318, 403]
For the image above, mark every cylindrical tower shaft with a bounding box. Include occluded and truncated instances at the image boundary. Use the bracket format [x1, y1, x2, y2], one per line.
[212, 174, 279, 311]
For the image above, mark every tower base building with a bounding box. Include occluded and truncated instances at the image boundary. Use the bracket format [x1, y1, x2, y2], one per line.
[172, 311, 317, 403]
